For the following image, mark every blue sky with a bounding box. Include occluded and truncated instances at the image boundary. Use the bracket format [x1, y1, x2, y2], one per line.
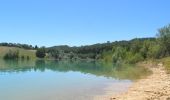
[0, 0, 170, 47]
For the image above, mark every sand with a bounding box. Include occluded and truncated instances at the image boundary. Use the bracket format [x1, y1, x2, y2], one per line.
[94, 63, 170, 100]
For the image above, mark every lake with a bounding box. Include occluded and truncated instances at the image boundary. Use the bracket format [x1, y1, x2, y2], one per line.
[0, 60, 150, 100]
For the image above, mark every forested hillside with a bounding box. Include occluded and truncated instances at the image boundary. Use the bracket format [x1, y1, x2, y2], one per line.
[45, 38, 156, 62]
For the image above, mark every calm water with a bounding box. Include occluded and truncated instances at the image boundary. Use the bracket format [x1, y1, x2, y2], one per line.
[0, 60, 150, 100]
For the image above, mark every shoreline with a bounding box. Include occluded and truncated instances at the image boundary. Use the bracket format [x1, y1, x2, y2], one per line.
[94, 62, 170, 100]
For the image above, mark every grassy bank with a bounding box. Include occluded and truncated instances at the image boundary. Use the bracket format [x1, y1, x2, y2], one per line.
[0, 46, 36, 60]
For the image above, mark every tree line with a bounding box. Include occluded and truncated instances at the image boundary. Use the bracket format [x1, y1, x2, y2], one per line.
[0, 43, 38, 50]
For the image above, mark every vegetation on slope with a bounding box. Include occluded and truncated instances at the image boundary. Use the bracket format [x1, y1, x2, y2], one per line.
[45, 38, 156, 61]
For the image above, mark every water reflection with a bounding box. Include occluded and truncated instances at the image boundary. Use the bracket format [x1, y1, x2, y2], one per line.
[0, 59, 150, 80]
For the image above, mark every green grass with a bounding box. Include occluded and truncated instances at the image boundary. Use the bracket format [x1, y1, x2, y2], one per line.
[0, 46, 36, 59]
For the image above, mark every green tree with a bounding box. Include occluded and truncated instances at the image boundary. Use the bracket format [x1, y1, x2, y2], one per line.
[35, 45, 38, 49]
[36, 47, 46, 58]
[112, 47, 126, 63]
[157, 24, 170, 56]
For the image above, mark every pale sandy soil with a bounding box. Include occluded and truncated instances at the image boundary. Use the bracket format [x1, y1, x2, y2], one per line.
[94, 63, 170, 100]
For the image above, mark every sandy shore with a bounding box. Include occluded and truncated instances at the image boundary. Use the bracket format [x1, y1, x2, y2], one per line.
[94, 63, 170, 100]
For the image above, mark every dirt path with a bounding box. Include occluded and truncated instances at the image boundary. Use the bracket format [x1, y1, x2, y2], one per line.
[110, 63, 170, 100]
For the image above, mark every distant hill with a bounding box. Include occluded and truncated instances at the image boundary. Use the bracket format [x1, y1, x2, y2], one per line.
[48, 37, 156, 54]
[0, 46, 36, 59]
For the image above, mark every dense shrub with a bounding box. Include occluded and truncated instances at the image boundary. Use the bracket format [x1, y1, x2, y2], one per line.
[4, 50, 19, 60]
[36, 47, 46, 58]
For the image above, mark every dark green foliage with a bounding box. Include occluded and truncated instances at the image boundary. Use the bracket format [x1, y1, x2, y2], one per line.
[36, 47, 46, 58]
[4, 50, 19, 60]
[34, 45, 38, 49]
